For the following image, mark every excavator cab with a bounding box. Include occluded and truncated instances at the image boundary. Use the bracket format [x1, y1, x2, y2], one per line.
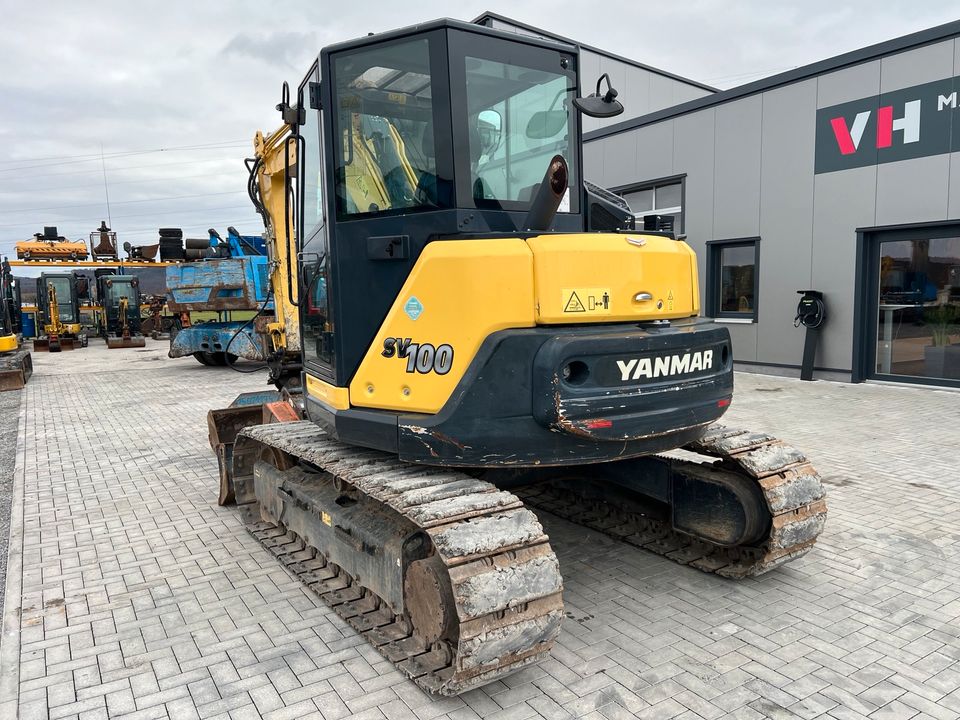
[97, 274, 146, 348]
[34, 272, 85, 351]
[288, 20, 731, 465]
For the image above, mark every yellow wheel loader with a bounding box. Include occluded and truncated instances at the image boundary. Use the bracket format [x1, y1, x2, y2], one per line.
[209, 19, 827, 695]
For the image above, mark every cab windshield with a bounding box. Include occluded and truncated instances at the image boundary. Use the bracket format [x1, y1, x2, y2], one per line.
[464, 55, 578, 212]
[330, 30, 579, 219]
[107, 281, 136, 306]
[47, 277, 75, 322]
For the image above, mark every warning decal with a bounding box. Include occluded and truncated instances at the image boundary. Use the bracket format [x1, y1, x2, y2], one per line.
[563, 292, 586, 313]
[562, 288, 612, 315]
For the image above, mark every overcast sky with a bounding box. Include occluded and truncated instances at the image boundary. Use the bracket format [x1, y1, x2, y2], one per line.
[1, 0, 957, 264]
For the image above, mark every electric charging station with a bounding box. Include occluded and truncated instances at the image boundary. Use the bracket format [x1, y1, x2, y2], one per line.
[795, 290, 826, 381]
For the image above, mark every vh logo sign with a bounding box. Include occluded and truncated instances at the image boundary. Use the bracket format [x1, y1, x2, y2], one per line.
[815, 76, 960, 174]
[829, 100, 921, 155]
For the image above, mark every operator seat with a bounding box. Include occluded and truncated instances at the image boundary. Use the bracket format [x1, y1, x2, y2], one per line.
[413, 122, 453, 207]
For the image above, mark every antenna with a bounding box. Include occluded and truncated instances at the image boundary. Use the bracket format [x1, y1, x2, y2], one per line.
[100, 142, 112, 227]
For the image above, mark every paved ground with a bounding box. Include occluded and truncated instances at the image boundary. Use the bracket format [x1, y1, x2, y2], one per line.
[2, 340, 960, 719]
[0, 387, 20, 619]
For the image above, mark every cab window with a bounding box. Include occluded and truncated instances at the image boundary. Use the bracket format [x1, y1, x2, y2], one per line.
[332, 38, 450, 219]
[466, 58, 577, 211]
[451, 32, 579, 214]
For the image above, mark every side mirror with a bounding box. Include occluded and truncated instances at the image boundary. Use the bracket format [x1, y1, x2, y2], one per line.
[477, 109, 502, 156]
[573, 73, 624, 119]
[526, 110, 567, 139]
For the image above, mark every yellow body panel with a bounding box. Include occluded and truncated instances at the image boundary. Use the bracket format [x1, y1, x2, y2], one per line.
[0, 335, 17, 353]
[43, 324, 81, 335]
[306, 374, 350, 411]
[340, 232, 701, 416]
[349, 239, 535, 413]
[527, 233, 699, 323]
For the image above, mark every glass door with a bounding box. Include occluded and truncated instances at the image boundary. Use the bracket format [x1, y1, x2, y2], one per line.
[875, 234, 960, 381]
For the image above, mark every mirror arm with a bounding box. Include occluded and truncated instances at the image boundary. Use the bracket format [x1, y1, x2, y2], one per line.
[573, 73, 624, 119]
[595, 73, 618, 103]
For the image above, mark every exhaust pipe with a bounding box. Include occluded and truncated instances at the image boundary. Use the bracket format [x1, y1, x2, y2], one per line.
[523, 154, 568, 232]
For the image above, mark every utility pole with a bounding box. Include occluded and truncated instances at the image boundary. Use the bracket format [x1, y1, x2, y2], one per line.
[100, 142, 112, 226]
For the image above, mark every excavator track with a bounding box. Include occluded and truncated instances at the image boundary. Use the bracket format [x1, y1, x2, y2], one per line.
[231, 422, 564, 696]
[517, 425, 827, 579]
[0, 349, 33, 391]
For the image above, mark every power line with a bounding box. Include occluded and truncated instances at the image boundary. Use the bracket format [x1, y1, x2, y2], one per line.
[0, 203, 253, 229]
[0, 144, 249, 173]
[1, 169, 243, 194]
[0, 139, 249, 164]
[0, 140, 251, 172]
[702, 65, 799, 84]
[2, 155, 246, 181]
[0, 190, 245, 215]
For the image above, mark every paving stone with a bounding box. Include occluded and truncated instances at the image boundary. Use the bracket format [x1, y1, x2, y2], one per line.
[4, 348, 960, 719]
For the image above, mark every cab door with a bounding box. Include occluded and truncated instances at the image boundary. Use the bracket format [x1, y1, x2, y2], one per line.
[297, 63, 336, 382]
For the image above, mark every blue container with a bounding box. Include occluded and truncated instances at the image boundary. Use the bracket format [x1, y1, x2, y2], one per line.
[21, 312, 35, 338]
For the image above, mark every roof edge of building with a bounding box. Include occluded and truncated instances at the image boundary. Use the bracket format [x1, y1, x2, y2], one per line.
[472, 11, 719, 94]
[583, 17, 960, 143]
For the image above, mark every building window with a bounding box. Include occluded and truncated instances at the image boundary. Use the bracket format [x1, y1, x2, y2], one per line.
[706, 238, 759, 320]
[619, 178, 684, 233]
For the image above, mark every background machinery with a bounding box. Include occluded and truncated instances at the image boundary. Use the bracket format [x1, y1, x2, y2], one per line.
[34, 272, 87, 351]
[16, 226, 89, 261]
[2, 258, 23, 336]
[96, 273, 146, 348]
[209, 20, 827, 695]
[166, 227, 301, 382]
[0, 258, 31, 390]
[90, 221, 119, 261]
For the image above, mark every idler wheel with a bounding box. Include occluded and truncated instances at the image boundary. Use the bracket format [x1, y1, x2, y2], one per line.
[404, 554, 455, 646]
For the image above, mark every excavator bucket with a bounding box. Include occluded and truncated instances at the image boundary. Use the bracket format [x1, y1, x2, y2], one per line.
[106, 335, 146, 349]
[208, 390, 282, 505]
[33, 337, 74, 352]
[0, 349, 32, 391]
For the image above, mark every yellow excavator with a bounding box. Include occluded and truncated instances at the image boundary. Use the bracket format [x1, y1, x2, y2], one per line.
[209, 19, 827, 695]
[0, 259, 32, 390]
[34, 282, 75, 352]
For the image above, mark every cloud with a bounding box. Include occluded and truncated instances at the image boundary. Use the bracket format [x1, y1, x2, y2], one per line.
[221, 30, 318, 69]
[0, 0, 957, 259]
